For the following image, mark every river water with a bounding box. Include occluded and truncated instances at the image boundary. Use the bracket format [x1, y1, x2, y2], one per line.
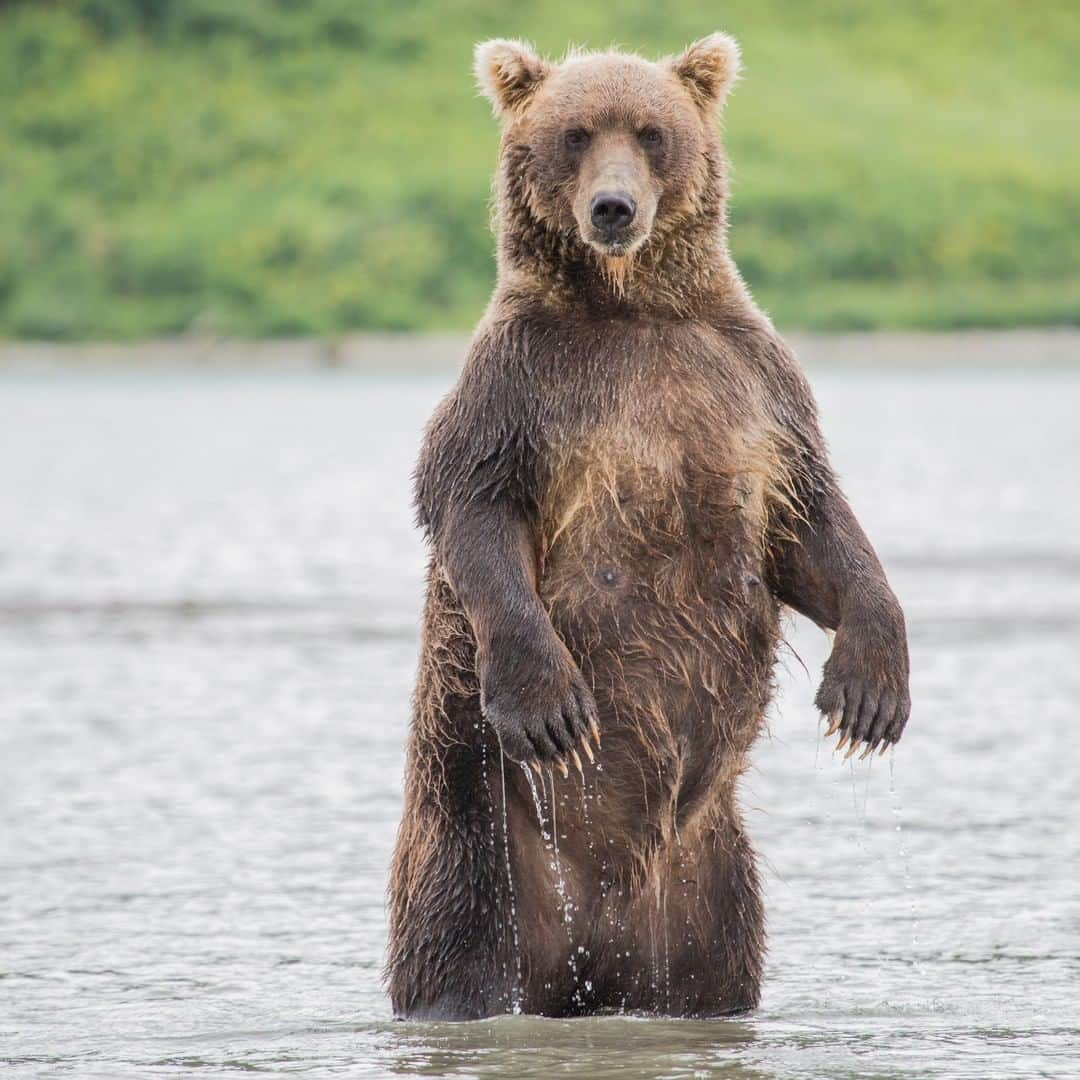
[1, 366, 1077, 1078]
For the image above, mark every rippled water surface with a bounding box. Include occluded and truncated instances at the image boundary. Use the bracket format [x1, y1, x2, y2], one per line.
[2, 366, 1078, 1078]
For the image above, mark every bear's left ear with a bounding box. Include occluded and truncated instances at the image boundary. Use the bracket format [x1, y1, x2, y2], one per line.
[474, 39, 550, 118]
[670, 33, 741, 111]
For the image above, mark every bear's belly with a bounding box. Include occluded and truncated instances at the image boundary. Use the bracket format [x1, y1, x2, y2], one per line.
[540, 499, 778, 712]
[537, 466, 781, 843]
[531, 388, 789, 839]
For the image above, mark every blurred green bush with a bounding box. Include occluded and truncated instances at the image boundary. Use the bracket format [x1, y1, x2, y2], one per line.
[0, 0, 1077, 339]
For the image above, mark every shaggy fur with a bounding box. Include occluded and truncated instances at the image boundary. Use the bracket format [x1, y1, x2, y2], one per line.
[386, 35, 910, 1020]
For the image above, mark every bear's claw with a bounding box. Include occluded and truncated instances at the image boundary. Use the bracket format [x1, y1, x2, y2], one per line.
[821, 713, 901, 762]
[480, 645, 601, 769]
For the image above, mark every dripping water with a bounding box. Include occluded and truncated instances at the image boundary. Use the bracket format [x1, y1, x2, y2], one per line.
[497, 748, 524, 1011]
[660, 874, 671, 1012]
[549, 772, 584, 1002]
[522, 764, 588, 1005]
[889, 752, 922, 970]
[523, 764, 550, 844]
[848, 755, 875, 940]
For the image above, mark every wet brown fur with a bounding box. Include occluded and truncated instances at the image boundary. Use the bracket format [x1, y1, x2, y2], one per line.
[386, 36, 910, 1020]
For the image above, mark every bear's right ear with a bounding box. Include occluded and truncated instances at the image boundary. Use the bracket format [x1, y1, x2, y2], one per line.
[670, 33, 741, 111]
[474, 39, 550, 118]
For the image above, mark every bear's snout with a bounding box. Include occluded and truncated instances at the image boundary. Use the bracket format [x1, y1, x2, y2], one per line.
[589, 191, 637, 237]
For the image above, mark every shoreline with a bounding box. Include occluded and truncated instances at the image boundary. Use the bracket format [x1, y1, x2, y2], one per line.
[0, 327, 1077, 372]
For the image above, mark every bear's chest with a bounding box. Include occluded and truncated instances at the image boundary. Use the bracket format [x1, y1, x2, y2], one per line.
[536, 362, 779, 605]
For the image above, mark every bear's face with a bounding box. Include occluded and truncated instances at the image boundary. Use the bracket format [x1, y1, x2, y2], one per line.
[476, 35, 740, 264]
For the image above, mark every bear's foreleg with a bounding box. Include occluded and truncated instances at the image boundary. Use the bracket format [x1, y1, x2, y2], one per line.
[770, 483, 910, 754]
[428, 498, 600, 771]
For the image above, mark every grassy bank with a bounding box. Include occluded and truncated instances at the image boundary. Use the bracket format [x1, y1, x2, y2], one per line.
[1, 0, 1077, 339]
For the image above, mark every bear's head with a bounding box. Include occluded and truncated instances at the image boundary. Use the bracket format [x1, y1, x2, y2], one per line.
[475, 35, 741, 304]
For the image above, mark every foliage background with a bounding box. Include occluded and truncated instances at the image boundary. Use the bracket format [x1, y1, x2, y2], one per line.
[1, 0, 1077, 340]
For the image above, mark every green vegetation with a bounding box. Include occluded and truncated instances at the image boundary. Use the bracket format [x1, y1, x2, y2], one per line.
[1, 0, 1077, 339]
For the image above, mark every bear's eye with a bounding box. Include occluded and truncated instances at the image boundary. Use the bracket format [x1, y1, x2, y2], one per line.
[564, 128, 591, 150]
[639, 127, 663, 148]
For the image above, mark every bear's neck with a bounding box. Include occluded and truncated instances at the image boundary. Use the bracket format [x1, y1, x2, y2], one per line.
[495, 154, 756, 321]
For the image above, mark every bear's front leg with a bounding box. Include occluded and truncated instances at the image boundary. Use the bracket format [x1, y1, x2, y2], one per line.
[770, 484, 910, 756]
[813, 591, 910, 755]
[438, 499, 600, 773]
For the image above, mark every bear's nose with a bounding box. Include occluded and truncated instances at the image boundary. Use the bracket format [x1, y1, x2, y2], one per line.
[589, 191, 636, 234]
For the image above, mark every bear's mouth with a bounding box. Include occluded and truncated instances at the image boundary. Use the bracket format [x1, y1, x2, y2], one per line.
[581, 230, 647, 258]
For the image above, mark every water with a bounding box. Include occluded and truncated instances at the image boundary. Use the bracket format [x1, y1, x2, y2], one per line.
[1, 366, 1077, 1078]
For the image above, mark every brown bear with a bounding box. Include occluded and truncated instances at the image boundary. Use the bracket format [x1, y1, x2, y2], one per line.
[385, 34, 910, 1020]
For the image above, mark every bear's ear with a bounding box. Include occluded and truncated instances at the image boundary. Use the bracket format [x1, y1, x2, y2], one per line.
[670, 33, 741, 111]
[474, 39, 550, 117]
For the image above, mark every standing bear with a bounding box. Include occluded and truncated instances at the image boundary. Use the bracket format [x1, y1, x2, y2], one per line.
[386, 34, 910, 1020]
